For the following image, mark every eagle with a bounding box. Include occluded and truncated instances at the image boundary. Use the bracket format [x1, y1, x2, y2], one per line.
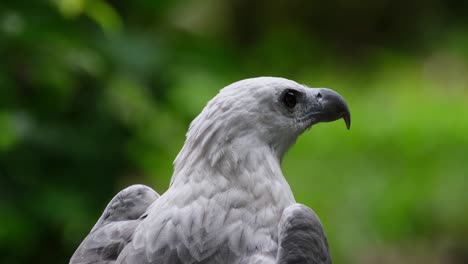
[70, 77, 351, 264]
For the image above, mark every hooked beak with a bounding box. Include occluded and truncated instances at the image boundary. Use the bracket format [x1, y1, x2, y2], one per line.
[302, 88, 351, 130]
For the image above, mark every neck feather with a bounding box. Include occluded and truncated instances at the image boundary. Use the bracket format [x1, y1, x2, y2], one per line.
[170, 117, 290, 193]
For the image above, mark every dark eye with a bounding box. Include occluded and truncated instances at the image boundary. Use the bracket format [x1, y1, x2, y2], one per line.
[282, 90, 297, 108]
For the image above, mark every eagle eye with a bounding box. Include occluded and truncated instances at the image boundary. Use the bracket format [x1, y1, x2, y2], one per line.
[282, 90, 298, 108]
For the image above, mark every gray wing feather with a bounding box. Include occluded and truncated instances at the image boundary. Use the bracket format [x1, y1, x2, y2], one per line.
[70, 184, 159, 264]
[277, 203, 332, 264]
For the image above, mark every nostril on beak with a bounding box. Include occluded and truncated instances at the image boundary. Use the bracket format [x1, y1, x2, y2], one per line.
[317, 92, 322, 99]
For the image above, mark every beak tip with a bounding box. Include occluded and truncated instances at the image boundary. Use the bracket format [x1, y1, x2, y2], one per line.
[343, 115, 351, 130]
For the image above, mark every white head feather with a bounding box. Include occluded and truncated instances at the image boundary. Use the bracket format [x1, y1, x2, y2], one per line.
[174, 78, 308, 178]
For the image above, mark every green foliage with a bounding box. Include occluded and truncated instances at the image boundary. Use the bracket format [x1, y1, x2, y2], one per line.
[1, 0, 467, 263]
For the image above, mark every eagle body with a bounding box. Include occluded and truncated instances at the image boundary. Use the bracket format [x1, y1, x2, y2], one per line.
[71, 77, 351, 264]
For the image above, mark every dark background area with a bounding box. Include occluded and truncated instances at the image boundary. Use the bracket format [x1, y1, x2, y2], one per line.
[1, 0, 467, 263]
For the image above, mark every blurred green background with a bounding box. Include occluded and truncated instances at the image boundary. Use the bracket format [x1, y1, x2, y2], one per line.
[1, 0, 468, 263]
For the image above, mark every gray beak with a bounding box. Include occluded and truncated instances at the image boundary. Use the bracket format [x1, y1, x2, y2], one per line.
[304, 88, 351, 129]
